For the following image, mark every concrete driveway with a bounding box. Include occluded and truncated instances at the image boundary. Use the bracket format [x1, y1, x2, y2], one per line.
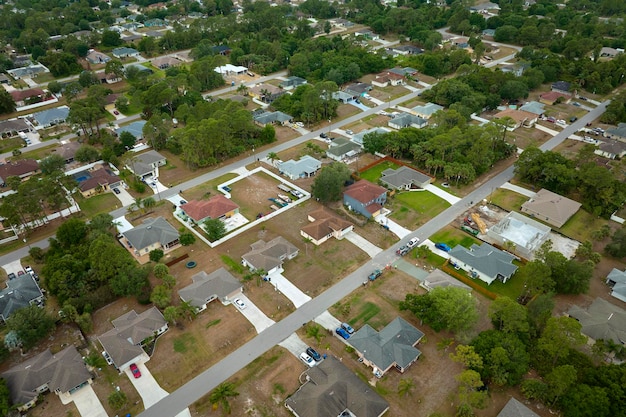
[424, 184, 461, 205]
[234, 294, 275, 333]
[126, 363, 192, 417]
[278, 333, 309, 357]
[344, 231, 382, 257]
[151, 179, 168, 194]
[2, 260, 24, 276]
[267, 271, 311, 308]
[314, 310, 342, 331]
[114, 216, 134, 234]
[66, 385, 108, 417]
[166, 194, 185, 207]
[375, 210, 411, 239]
[113, 187, 134, 206]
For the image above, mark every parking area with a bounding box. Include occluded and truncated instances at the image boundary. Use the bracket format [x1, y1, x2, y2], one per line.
[314, 310, 342, 332]
[278, 333, 309, 357]
[65, 385, 108, 417]
[2, 260, 25, 276]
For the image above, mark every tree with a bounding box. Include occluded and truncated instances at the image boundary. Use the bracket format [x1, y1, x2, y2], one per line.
[398, 377, 415, 397]
[105, 59, 125, 79]
[57, 218, 88, 248]
[101, 30, 122, 47]
[471, 330, 529, 386]
[149, 249, 164, 263]
[0, 88, 16, 114]
[538, 316, 586, 366]
[209, 382, 239, 414]
[150, 285, 172, 309]
[0, 378, 10, 417]
[526, 293, 554, 337]
[311, 162, 352, 202]
[545, 365, 577, 406]
[204, 218, 226, 241]
[606, 228, 626, 258]
[180, 231, 196, 246]
[108, 390, 127, 410]
[78, 71, 98, 88]
[75, 145, 100, 163]
[456, 369, 488, 410]
[153, 263, 169, 279]
[6, 305, 56, 350]
[39, 154, 66, 176]
[450, 345, 483, 370]
[266, 152, 279, 166]
[164, 305, 182, 325]
[488, 296, 529, 334]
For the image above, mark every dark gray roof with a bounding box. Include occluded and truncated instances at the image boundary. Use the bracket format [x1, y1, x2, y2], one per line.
[127, 149, 166, 176]
[253, 111, 292, 125]
[326, 139, 361, 158]
[242, 236, 298, 271]
[284, 355, 389, 417]
[497, 398, 540, 417]
[449, 243, 518, 281]
[178, 268, 242, 307]
[606, 123, 626, 139]
[122, 217, 179, 251]
[115, 121, 146, 139]
[380, 166, 431, 189]
[349, 317, 424, 372]
[0, 118, 30, 135]
[0, 273, 43, 321]
[389, 113, 427, 128]
[568, 298, 626, 345]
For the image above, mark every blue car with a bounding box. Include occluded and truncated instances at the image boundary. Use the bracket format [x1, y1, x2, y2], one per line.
[341, 322, 355, 334]
[336, 327, 350, 340]
[435, 243, 451, 252]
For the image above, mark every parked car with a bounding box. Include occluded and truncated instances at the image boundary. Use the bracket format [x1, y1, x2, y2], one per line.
[407, 237, 420, 248]
[435, 243, 451, 252]
[336, 327, 351, 340]
[570, 116, 578, 122]
[320, 132, 327, 138]
[395, 245, 408, 256]
[295, 122, 304, 128]
[368, 269, 383, 281]
[130, 363, 141, 378]
[546, 116, 556, 123]
[113, 188, 121, 194]
[102, 351, 113, 365]
[113, 110, 120, 115]
[299, 352, 315, 367]
[180, 200, 187, 205]
[7, 273, 16, 280]
[24, 266, 34, 274]
[579, 96, 588, 101]
[17, 270, 24, 276]
[234, 298, 246, 310]
[346, 129, 354, 135]
[341, 322, 355, 334]
[306, 347, 322, 361]
[572, 102, 581, 107]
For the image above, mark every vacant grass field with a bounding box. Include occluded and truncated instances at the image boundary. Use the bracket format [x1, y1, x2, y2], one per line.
[77, 193, 120, 217]
[489, 189, 529, 212]
[558, 209, 609, 243]
[429, 226, 481, 249]
[358, 160, 399, 181]
[181, 173, 239, 201]
[389, 190, 451, 229]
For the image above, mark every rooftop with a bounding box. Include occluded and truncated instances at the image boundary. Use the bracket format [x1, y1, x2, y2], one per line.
[181, 195, 239, 222]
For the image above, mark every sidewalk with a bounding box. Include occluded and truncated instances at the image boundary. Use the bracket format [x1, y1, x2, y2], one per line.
[500, 182, 536, 198]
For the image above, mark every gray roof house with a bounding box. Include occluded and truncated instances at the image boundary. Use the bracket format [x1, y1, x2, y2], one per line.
[112, 47, 140, 58]
[497, 398, 540, 417]
[0, 273, 44, 323]
[326, 137, 362, 162]
[121, 217, 180, 258]
[349, 317, 424, 376]
[420, 269, 472, 292]
[126, 149, 166, 179]
[379, 166, 433, 190]
[519, 101, 545, 116]
[98, 307, 168, 370]
[277, 155, 321, 180]
[332, 90, 354, 103]
[0, 118, 32, 137]
[284, 355, 389, 417]
[351, 127, 390, 146]
[606, 123, 626, 142]
[520, 188, 581, 228]
[115, 120, 146, 139]
[344, 82, 372, 97]
[606, 268, 626, 303]
[2, 346, 93, 412]
[253, 110, 292, 126]
[551, 81, 572, 95]
[178, 268, 243, 312]
[595, 138, 626, 160]
[30, 106, 70, 129]
[279, 76, 307, 90]
[448, 243, 518, 285]
[86, 50, 111, 64]
[568, 298, 626, 346]
[412, 102, 444, 119]
[388, 113, 428, 130]
[241, 236, 299, 275]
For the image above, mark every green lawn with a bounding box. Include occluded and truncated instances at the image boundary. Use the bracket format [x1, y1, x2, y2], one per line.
[77, 193, 120, 218]
[444, 262, 526, 300]
[350, 301, 381, 327]
[429, 226, 481, 249]
[393, 190, 451, 218]
[358, 160, 399, 182]
[557, 209, 608, 243]
[489, 189, 528, 212]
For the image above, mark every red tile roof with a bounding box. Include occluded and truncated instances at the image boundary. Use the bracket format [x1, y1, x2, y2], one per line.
[344, 180, 387, 204]
[181, 195, 239, 222]
[10, 88, 44, 102]
[539, 91, 569, 103]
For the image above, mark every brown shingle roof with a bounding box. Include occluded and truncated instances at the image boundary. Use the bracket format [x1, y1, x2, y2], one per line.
[181, 195, 239, 222]
[10, 88, 44, 102]
[0, 159, 39, 179]
[301, 207, 353, 240]
[344, 180, 387, 204]
[78, 167, 120, 192]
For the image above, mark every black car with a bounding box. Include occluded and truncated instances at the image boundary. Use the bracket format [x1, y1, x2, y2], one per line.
[113, 188, 121, 194]
[306, 347, 322, 361]
[570, 116, 578, 122]
[7, 273, 16, 280]
[320, 132, 327, 139]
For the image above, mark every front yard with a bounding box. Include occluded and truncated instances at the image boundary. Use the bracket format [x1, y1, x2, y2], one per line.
[388, 190, 451, 229]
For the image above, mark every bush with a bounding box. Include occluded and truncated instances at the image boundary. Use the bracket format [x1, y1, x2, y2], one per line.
[149, 249, 164, 262]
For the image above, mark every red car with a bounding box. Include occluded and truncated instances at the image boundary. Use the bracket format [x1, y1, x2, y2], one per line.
[113, 110, 120, 115]
[130, 363, 141, 378]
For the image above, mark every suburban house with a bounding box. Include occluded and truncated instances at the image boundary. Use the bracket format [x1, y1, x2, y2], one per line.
[351, 127, 390, 147]
[487, 211, 551, 260]
[211, 45, 231, 55]
[332, 90, 355, 103]
[115, 120, 147, 140]
[448, 243, 518, 285]
[539, 91, 570, 105]
[420, 269, 472, 292]
[332, 18, 355, 28]
[249, 84, 285, 103]
[55, 141, 82, 164]
[98, 307, 168, 370]
[284, 355, 389, 417]
[349, 317, 425, 376]
[151, 56, 182, 70]
[10, 88, 46, 107]
[372, 70, 406, 88]
[343, 180, 388, 219]
[86, 50, 111, 64]
[253, 110, 292, 126]
[568, 298, 626, 346]
[0, 118, 32, 137]
[388, 67, 419, 78]
[520, 189, 581, 228]
[412, 102, 444, 119]
[344, 82, 372, 98]
[30, 106, 70, 129]
[241, 236, 299, 275]
[355, 29, 379, 40]
[214, 64, 248, 75]
[144, 18, 166, 27]
[599, 47, 623, 58]
[606, 268, 626, 303]
[112, 47, 140, 59]
[326, 137, 361, 162]
[0, 159, 40, 186]
[121, 217, 180, 258]
[125, 63, 153, 75]
[180, 195, 240, 224]
[6, 63, 49, 80]
[493, 108, 538, 130]
[279, 76, 307, 90]
[300, 207, 354, 246]
[126, 150, 167, 180]
[497, 398, 540, 417]
[379, 166, 433, 190]
[606, 123, 626, 142]
[499, 62, 529, 77]
[73, 164, 122, 197]
[277, 155, 321, 180]
[2, 346, 93, 412]
[519, 101, 545, 116]
[0, 273, 44, 323]
[179, 268, 243, 312]
[469, 1, 500, 13]
[388, 113, 428, 130]
[391, 45, 423, 56]
[595, 139, 626, 160]
[551, 81, 572, 95]
[482, 28, 496, 37]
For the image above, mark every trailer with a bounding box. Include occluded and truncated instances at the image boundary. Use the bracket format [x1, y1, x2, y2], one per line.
[461, 225, 479, 236]
[268, 198, 287, 207]
[278, 184, 292, 193]
[277, 194, 292, 203]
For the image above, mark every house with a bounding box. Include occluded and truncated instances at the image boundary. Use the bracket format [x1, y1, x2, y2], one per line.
[151, 56, 182, 70]
[300, 207, 353, 246]
[351, 127, 390, 146]
[469, 2, 500, 13]
[421, 269, 472, 292]
[285, 355, 389, 417]
[606, 123, 626, 142]
[343, 180, 387, 219]
[115, 120, 147, 140]
[125, 63, 153, 74]
[519, 101, 545, 116]
[248, 84, 285, 103]
[0, 118, 32, 137]
[98, 307, 168, 370]
[391, 45, 423, 56]
[500, 62, 529, 77]
[96, 72, 122, 84]
[487, 211, 551, 259]
[0, 159, 40, 185]
[145, 30, 164, 39]
[180, 195, 239, 224]
[332, 18, 355, 28]
[178, 268, 243, 312]
[326, 137, 362, 162]
[54, 142, 82, 164]
[214, 64, 248, 75]
[277, 155, 321, 180]
[412, 102, 444, 119]
[344, 82, 372, 98]
[10, 88, 45, 107]
[0, 273, 44, 323]
[606, 269, 626, 303]
[388, 67, 419, 78]
[379, 166, 433, 190]
[30, 106, 70, 129]
[241, 236, 299, 275]
[372, 70, 406, 88]
[350, 317, 424, 376]
[121, 217, 180, 257]
[112, 47, 140, 59]
[144, 18, 166, 27]
[568, 298, 626, 346]
[599, 47, 623, 58]
[6, 64, 49, 80]
[448, 243, 518, 285]
[253, 110, 292, 126]
[126, 149, 166, 179]
[388, 113, 428, 129]
[482, 29, 496, 37]
[539, 91, 571, 105]
[355, 29, 379, 40]
[211, 45, 231, 55]
[493, 108, 538, 130]
[332, 90, 354, 103]
[2, 346, 93, 412]
[520, 189, 581, 228]
[595, 139, 626, 160]
[279, 76, 307, 90]
[86, 50, 111, 64]
[497, 398, 540, 417]
[73, 164, 122, 197]
[551, 81, 572, 95]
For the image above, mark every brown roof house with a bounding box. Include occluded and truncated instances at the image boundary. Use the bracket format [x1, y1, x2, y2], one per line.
[121, 217, 180, 260]
[178, 268, 243, 312]
[343, 180, 387, 219]
[72, 164, 122, 197]
[493, 108, 538, 130]
[371, 70, 406, 87]
[0, 159, 39, 185]
[98, 307, 168, 371]
[520, 189, 581, 228]
[0, 118, 32, 137]
[10, 88, 45, 107]
[180, 195, 239, 225]
[242, 236, 299, 276]
[568, 298, 626, 347]
[285, 355, 389, 417]
[300, 207, 354, 246]
[379, 166, 433, 190]
[539, 91, 570, 105]
[2, 346, 93, 412]
[55, 141, 82, 164]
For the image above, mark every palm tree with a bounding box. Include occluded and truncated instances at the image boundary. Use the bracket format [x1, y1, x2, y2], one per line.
[129, 197, 143, 213]
[143, 197, 156, 212]
[267, 152, 279, 166]
[397, 377, 415, 397]
[209, 382, 239, 414]
[236, 83, 249, 96]
[178, 301, 197, 322]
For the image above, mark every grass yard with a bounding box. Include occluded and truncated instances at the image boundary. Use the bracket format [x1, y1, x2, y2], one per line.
[358, 160, 399, 182]
[429, 225, 481, 249]
[557, 209, 609, 243]
[389, 190, 451, 229]
[77, 193, 120, 218]
[488, 189, 529, 212]
[181, 173, 239, 201]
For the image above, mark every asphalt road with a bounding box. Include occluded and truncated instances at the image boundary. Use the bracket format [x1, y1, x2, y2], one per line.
[137, 102, 609, 417]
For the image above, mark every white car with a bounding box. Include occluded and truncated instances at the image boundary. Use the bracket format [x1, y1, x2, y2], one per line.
[234, 298, 246, 310]
[346, 129, 354, 135]
[407, 237, 420, 248]
[299, 352, 315, 367]
[295, 122, 304, 128]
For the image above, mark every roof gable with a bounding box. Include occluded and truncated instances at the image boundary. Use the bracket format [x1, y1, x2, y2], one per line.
[497, 398, 540, 417]
[380, 166, 431, 188]
[122, 217, 179, 251]
[449, 243, 518, 280]
[242, 236, 298, 271]
[0, 274, 43, 320]
[344, 180, 387, 204]
[181, 195, 239, 222]
[178, 268, 242, 306]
